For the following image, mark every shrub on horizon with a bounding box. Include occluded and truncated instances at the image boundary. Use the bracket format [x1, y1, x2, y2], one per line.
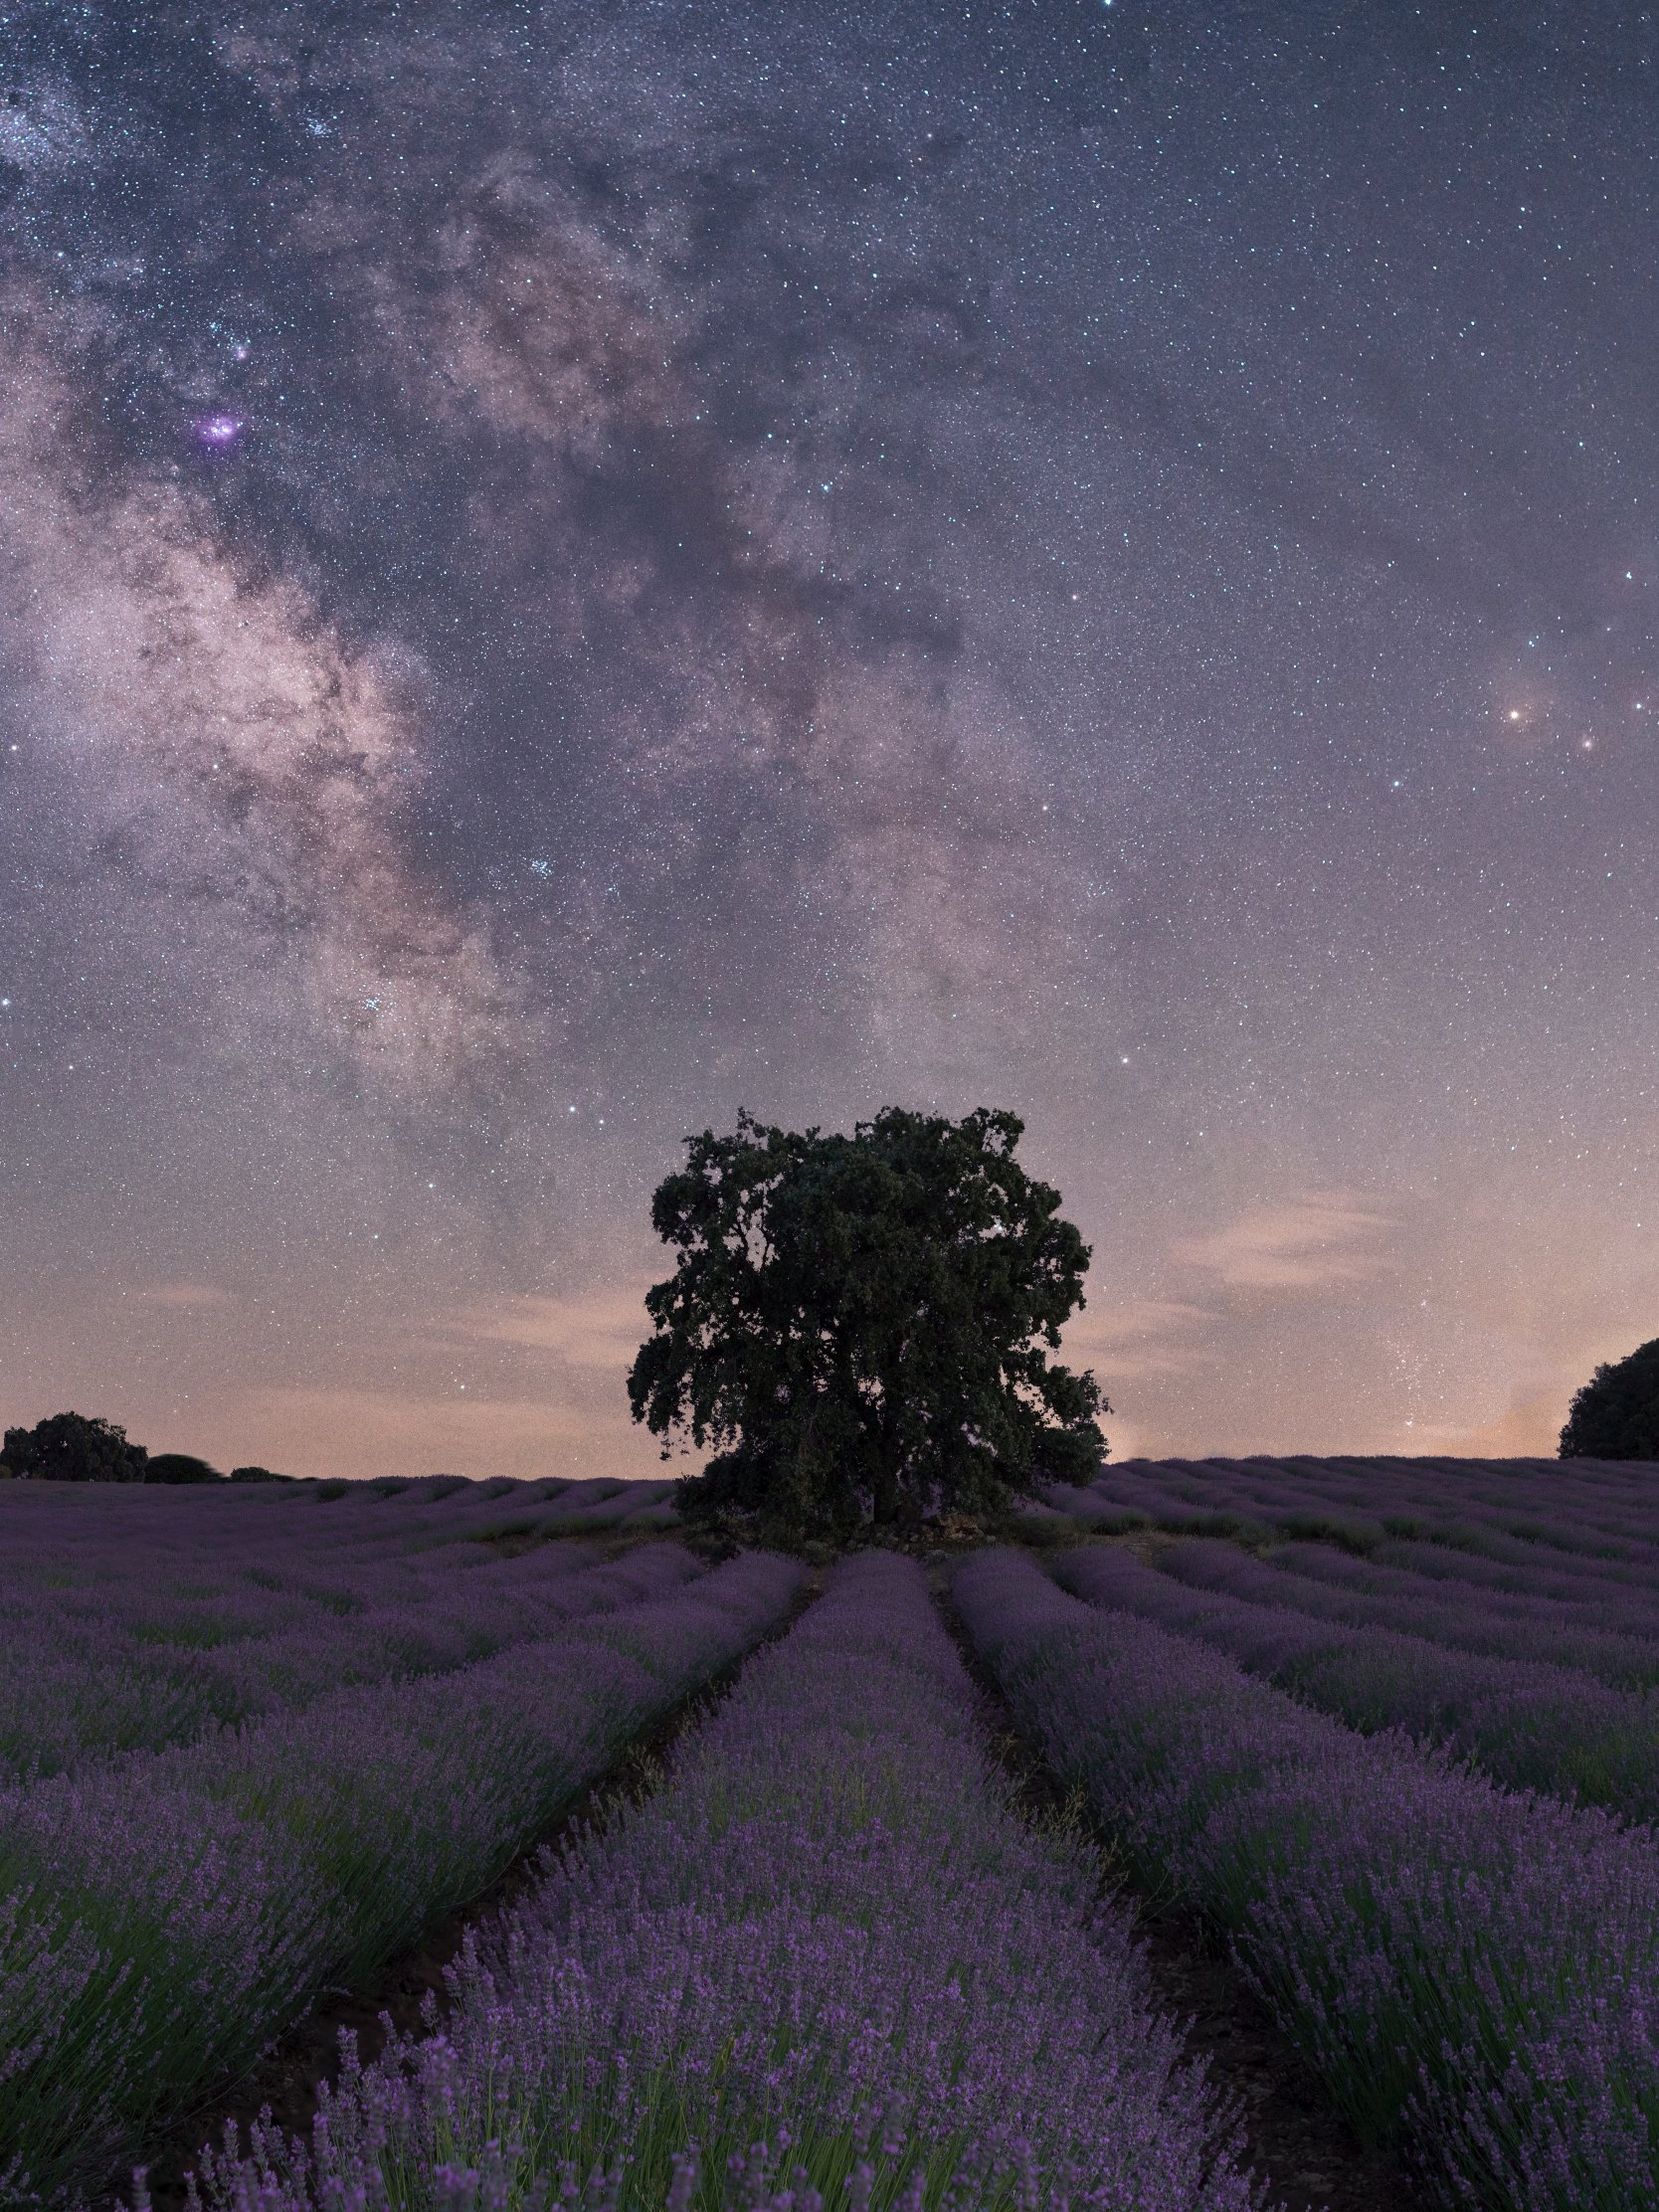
[1561, 1335, 1659, 1461]
[144, 1453, 225, 1485]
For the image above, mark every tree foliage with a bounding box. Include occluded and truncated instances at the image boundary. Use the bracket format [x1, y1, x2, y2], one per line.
[0, 1410, 149, 1483]
[628, 1106, 1108, 1538]
[1560, 1336, 1659, 1461]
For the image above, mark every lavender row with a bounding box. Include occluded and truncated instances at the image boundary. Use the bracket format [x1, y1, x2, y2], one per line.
[956, 1548, 1659, 2211]
[1064, 1457, 1659, 1576]
[1303, 1525, 1659, 1636]
[0, 1476, 677, 1681]
[1260, 1533, 1659, 1636]
[0, 1478, 693, 1779]
[185, 1552, 1259, 2212]
[0, 1471, 675, 1542]
[0, 1472, 668, 1630]
[1053, 1542, 1659, 1824]
[1366, 1530, 1659, 1608]
[0, 1551, 802, 2209]
[1159, 1536, 1659, 1691]
[1110, 1457, 1659, 1628]
[0, 1531, 721, 1781]
[0, 1544, 640, 1781]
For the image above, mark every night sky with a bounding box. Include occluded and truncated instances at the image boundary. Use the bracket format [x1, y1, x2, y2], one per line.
[2, 3, 1655, 1478]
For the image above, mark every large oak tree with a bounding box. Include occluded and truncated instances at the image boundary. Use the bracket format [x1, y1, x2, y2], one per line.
[628, 1107, 1108, 1538]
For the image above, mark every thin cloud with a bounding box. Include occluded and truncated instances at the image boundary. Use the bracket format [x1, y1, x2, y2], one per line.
[1173, 1191, 1398, 1296]
[443, 1285, 653, 1372]
[135, 1281, 240, 1310]
[1062, 1296, 1217, 1382]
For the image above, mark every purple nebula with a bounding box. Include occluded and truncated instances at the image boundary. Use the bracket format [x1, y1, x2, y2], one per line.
[191, 412, 245, 448]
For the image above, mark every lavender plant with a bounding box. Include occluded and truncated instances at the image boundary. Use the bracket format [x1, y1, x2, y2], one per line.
[0, 1552, 802, 2208]
[1160, 1535, 1659, 1689]
[1068, 1456, 1659, 1571]
[182, 1554, 1259, 2212]
[0, 1481, 693, 1782]
[1053, 1541, 1659, 1821]
[955, 1547, 1659, 2211]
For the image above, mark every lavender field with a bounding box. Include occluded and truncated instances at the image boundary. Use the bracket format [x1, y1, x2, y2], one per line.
[5, 1458, 1659, 2209]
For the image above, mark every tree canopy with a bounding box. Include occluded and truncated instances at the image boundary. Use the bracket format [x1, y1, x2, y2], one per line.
[0, 1411, 149, 1483]
[1560, 1336, 1659, 1461]
[628, 1106, 1108, 1538]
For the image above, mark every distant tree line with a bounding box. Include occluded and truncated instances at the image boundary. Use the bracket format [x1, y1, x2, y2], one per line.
[0, 1410, 288, 1483]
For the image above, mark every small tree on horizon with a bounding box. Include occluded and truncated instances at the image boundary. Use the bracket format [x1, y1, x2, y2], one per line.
[1560, 1336, 1659, 1461]
[0, 1411, 149, 1483]
[627, 1106, 1108, 1539]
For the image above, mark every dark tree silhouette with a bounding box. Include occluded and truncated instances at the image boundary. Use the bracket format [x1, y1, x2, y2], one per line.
[628, 1107, 1108, 1538]
[1560, 1336, 1659, 1461]
[0, 1411, 148, 1482]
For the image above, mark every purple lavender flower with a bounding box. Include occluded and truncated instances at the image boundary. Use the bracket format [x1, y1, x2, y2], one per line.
[1052, 1540, 1659, 1823]
[955, 1546, 1659, 2211]
[0, 1515, 800, 2206]
[183, 1555, 1260, 2212]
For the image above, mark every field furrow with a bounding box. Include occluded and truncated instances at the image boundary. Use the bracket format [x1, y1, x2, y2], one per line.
[1157, 1534, 1659, 1688]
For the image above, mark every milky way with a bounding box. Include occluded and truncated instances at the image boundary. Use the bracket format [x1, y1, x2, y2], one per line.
[1, 5, 1655, 1476]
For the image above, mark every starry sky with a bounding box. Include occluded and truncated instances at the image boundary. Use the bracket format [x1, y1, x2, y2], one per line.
[2, 1, 1655, 1479]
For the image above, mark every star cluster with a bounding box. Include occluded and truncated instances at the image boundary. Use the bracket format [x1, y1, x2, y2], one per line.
[1, 3, 1654, 1474]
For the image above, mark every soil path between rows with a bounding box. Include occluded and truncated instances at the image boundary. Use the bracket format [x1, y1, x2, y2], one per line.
[930, 1567, 1427, 2212]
